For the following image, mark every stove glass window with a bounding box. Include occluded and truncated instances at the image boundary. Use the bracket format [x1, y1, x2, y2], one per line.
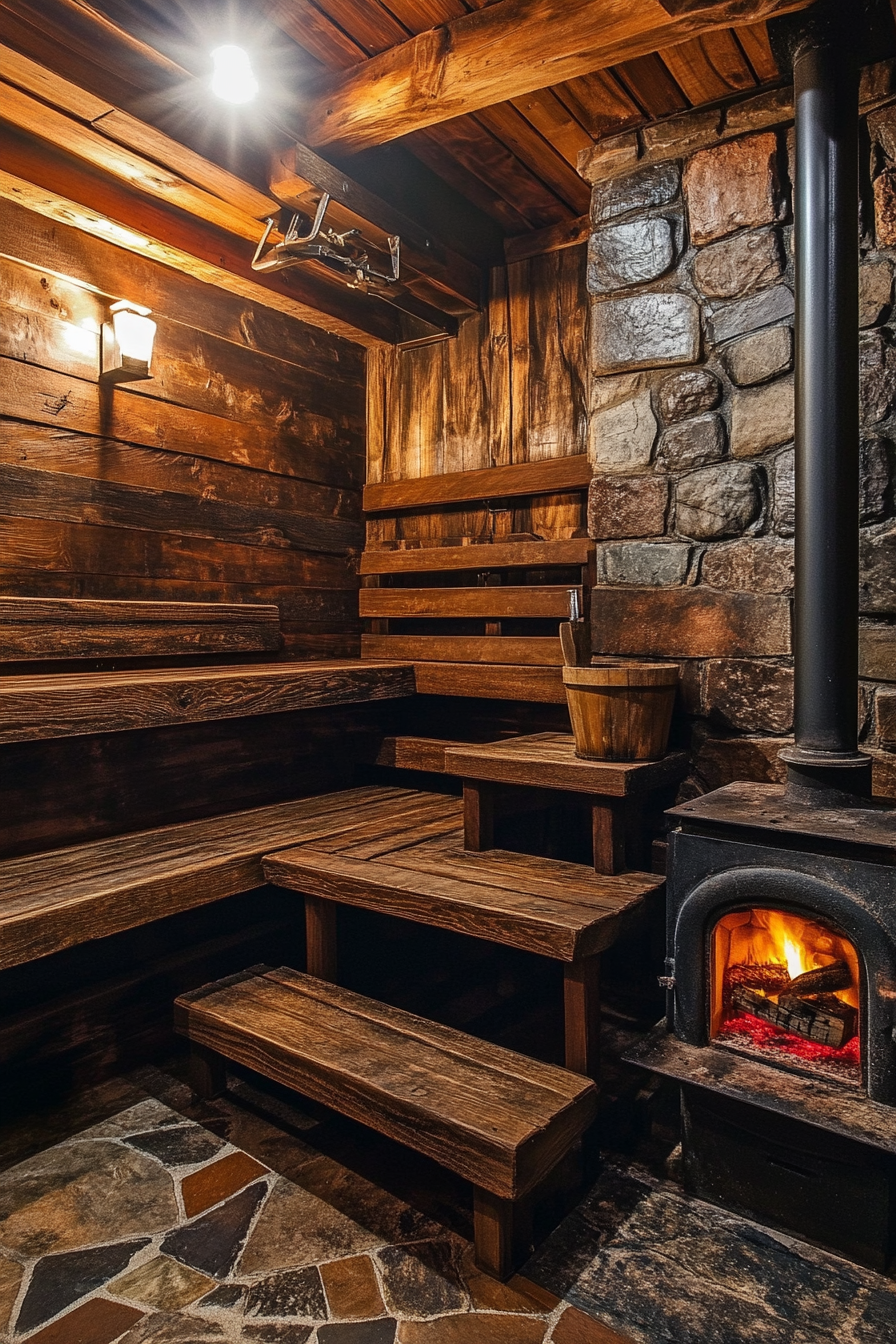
[711, 907, 861, 1086]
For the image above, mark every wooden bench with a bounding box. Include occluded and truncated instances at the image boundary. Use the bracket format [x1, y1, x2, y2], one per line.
[262, 788, 661, 1077]
[0, 596, 281, 661]
[0, 786, 433, 969]
[174, 964, 597, 1279]
[443, 732, 689, 875]
[0, 660, 416, 743]
[360, 458, 594, 703]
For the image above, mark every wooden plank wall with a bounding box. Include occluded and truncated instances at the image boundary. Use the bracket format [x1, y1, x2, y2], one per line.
[0, 198, 366, 660]
[366, 246, 588, 546]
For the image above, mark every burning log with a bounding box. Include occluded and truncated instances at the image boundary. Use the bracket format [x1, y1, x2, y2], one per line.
[732, 985, 857, 1049]
[785, 960, 852, 996]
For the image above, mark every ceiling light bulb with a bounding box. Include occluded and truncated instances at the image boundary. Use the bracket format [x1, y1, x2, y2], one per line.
[210, 45, 258, 104]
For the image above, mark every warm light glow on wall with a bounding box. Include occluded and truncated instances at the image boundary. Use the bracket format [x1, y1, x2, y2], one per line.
[210, 45, 258, 104]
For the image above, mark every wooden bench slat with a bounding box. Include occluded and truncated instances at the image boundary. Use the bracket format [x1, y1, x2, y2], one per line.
[0, 596, 281, 661]
[444, 733, 690, 796]
[412, 663, 566, 703]
[0, 661, 417, 744]
[0, 786, 418, 969]
[263, 846, 648, 961]
[362, 457, 592, 512]
[362, 636, 564, 666]
[374, 736, 473, 773]
[358, 586, 579, 620]
[360, 539, 593, 574]
[175, 965, 596, 1198]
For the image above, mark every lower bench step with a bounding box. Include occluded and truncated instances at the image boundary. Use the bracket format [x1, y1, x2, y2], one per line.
[174, 964, 597, 1279]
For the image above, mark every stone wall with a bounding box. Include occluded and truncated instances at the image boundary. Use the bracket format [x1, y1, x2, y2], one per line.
[580, 66, 896, 798]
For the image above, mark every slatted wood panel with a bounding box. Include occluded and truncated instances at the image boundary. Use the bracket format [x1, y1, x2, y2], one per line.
[174, 965, 597, 1200]
[0, 201, 365, 660]
[0, 660, 416, 743]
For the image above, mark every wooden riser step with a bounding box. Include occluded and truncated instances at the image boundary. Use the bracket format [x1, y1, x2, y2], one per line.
[0, 659, 416, 744]
[175, 964, 597, 1279]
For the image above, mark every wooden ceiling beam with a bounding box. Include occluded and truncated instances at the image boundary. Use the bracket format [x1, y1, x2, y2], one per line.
[300, 0, 812, 155]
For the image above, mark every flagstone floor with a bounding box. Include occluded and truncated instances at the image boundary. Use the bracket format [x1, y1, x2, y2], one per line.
[1, 1066, 896, 1344]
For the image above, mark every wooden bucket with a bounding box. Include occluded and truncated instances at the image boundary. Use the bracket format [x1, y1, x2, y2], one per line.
[563, 662, 679, 761]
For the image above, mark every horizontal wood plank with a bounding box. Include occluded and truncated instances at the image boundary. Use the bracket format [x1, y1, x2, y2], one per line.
[0, 660, 416, 743]
[412, 662, 566, 703]
[176, 965, 596, 1197]
[0, 786, 421, 968]
[374, 735, 471, 773]
[0, 595, 280, 660]
[359, 586, 579, 619]
[363, 457, 592, 512]
[360, 538, 592, 573]
[362, 636, 563, 665]
[263, 843, 648, 962]
[443, 733, 689, 796]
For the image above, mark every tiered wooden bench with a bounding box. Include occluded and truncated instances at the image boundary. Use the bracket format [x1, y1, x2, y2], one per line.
[443, 732, 689, 875]
[0, 787, 437, 968]
[360, 457, 594, 703]
[174, 964, 598, 1279]
[262, 788, 662, 1077]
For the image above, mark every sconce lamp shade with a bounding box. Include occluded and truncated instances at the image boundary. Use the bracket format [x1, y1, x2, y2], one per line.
[100, 300, 156, 383]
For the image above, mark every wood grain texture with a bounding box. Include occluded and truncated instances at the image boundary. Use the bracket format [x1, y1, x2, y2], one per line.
[374, 735, 468, 772]
[300, 0, 809, 153]
[0, 596, 280, 661]
[362, 636, 563, 665]
[0, 785, 421, 968]
[363, 457, 591, 511]
[263, 831, 654, 962]
[358, 586, 579, 619]
[175, 965, 597, 1198]
[443, 733, 689, 796]
[360, 538, 592, 573]
[412, 662, 566, 702]
[0, 660, 416, 743]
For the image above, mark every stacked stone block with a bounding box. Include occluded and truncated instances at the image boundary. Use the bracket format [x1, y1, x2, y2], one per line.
[582, 69, 896, 797]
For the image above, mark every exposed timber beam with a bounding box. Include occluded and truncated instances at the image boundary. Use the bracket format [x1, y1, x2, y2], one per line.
[301, 0, 814, 155]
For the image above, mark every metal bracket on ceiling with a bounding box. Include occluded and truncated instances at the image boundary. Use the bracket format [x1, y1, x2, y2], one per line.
[251, 194, 401, 292]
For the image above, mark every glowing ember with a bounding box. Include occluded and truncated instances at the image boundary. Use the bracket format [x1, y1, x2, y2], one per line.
[719, 1012, 861, 1068]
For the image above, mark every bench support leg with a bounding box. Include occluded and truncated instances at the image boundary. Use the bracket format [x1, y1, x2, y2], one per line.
[591, 799, 626, 875]
[464, 781, 494, 851]
[473, 1188, 530, 1281]
[563, 955, 601, 1078]
[190, 1044, 226, 1101]
[305, 895, 338, 981]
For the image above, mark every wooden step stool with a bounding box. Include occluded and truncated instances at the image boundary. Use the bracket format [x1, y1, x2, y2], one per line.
[443, 732, 688, 874]
[175, 965, 597, 1279]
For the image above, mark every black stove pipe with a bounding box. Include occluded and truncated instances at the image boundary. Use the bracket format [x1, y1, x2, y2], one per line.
[775, 2, 873, 805]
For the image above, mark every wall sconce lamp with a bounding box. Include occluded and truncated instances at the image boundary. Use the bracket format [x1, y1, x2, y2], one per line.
[100, 300, 156, 384]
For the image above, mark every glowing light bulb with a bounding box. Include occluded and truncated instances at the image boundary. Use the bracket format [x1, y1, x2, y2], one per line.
[210, 45, 258, 104]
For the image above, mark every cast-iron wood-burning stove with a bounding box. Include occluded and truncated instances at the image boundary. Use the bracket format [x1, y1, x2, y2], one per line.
[627, 1, 896, 1272]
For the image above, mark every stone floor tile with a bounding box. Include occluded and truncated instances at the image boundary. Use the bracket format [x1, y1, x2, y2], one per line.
[397, 1313, 546, 1343]
[317, 1320, 397, 1343]
[462, 1250, 558, 1316]
[295, 1156, 443, 1247]
[243, 1266, 327, 1321]
[550, 1305, 637, 1343]
[376, 1242, 467, 1318]
[162, 1182, 268, 1278]
[15, 1238, 149, 1333]
[110, 1254, 217, 1310]
[196, 1282, 246, 1312]
[23, 1295, 145, 1344]
[239, 1177, 380, 1276]
[0, 1142, 177, 1258]
[241, 1325, 313, 1342]
[320, 1255, 385, 1321]
[126, 1127, 226, 1171]
[117, 1309, 229, 1341]
[0, 1250, 23, 1333]
[81, 1101, 185, 1141]
[182, 1153, 270, 1218]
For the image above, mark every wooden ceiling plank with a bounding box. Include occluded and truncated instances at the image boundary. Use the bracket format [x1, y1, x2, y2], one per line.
[407, 125, 553, 235]
[612, 52, 690, 119]
[299, 0, 813, 154]
[378, 0, 467, 32]
[503, 214, 589, 264]
[474, 104, 591, 214]
[260, 0, 366, 69]
[509, 88, 594, 168]
[735, 21, 780, 84]
[554, 69, 644, 141]
[660, 32, 758, 106]
[312, 0, 411, 55]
